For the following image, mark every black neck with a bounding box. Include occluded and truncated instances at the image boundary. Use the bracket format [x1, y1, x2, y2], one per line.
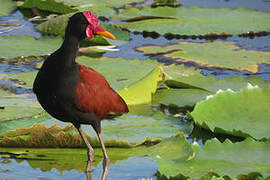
[59, 34, 80, 67]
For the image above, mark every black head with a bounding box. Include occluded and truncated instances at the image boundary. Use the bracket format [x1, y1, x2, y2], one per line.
[65, 12, 88, 41]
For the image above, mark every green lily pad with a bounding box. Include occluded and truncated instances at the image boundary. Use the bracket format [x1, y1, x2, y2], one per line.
[0, 0, 16, 17]
[21, 0, 76, 14]
[0, 36, 62, 59]
[55, 0, 145, 8]
[0, 106, 43, 122]
[164, 65, 270, 92]
[1, 109, 193, 146]
[114, 6, 270, 36]
[137, 42, 270, 73]
[153, 88, 211, 108]
[0, 123, 132, 148]
[118, 66, 164, 105]
[152, 64, 269, 108]
[142, 135, 270, 179]
[1, 71, 37, 88]
[191, 85, 270, 139]
[101, 111, 192, 144]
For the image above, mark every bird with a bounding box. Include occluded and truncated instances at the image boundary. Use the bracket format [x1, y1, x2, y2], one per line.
[33, 11, 129, 180]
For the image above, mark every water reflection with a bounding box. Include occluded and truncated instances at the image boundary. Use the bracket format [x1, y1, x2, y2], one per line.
[0, 155, 158, 180]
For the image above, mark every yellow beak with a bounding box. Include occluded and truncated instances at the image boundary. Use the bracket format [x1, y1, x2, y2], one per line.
[96, 30, 116, 40]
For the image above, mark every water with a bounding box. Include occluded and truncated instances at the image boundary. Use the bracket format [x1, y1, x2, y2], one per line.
[0, 156, 158, 180]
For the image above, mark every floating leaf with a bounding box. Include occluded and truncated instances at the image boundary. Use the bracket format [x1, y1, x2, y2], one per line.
[142, 135, 270, 179]
[0, 36, 62, 59]
[0, 0, 16, 17]
[152, 64, 269, 107]
[0, 106, 43, 122]
[151, 0, 181, 8]
[1, 108, 193, 146]
[0, 123, 132, 148]
[1, 71, 37, 88]
[117, 66, 164, 105]
[191, 85, 270, 139]
[153, 88, 211, 108]
[114, 6, 270, 35]
[55, 0, 145, 8]
[21, 0, 76, 14]
[137, 42, 270, 73]
[101, 111, 192, 144]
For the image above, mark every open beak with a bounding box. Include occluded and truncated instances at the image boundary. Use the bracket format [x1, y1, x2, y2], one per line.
[96, 29, 116, 40]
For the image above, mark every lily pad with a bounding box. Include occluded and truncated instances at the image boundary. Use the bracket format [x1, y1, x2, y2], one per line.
[21, 0, 76, 14]
[118, 66, 164, 105]
[163, 64, 270, 92]
[190, 85, 270, 139]
[115, 6, 270, 36]
[153, 88, 211, 108]
[55, 0, 145, 8]
[101, 111, 192, 144]
[1, 71, 37, 88]
[0, 0, 16, 17]
[152, 64, 269, 108]
[137, 42, 270, 73]
[144, 135, 270, 179]
[0, 123, 132, 148]
[1, 109, 193, 146]
[0, 106, 43, 122]
[0, 36, 62, 59]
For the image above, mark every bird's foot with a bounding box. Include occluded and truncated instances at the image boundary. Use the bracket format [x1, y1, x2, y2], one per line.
[86, 149, 94, 172]
[86, 160, 95, 172]
[101, 158, 110, 180]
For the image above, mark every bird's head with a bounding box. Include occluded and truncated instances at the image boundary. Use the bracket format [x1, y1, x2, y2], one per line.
[66, 11, 115, 41]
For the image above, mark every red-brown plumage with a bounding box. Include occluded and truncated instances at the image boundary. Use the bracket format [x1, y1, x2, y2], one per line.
[75, 63, 128, 119]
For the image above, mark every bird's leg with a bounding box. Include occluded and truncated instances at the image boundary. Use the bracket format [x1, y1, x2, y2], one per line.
[96, 132, 110, 180]
[76, 126, 94, 172]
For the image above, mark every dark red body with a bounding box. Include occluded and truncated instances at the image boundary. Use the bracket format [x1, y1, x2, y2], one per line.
[75, 64, 128, 119]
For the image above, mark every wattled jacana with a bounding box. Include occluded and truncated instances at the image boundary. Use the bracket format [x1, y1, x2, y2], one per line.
[33, 11, 129, 179]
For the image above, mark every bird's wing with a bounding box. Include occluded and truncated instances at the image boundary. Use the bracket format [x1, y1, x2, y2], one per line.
[75, 64, 128, 118]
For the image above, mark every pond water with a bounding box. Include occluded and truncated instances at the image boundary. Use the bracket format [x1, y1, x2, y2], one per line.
[0, 0, 270, 179]
[0, 156, 158, 180]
